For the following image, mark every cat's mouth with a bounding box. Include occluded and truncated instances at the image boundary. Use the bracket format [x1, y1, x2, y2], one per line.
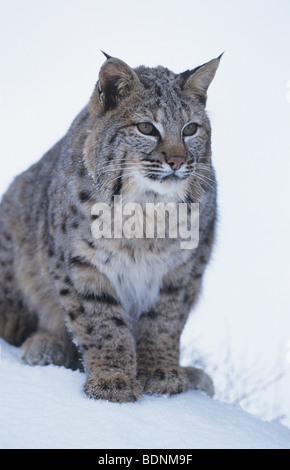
[146, 171, 188, 185]
[160, 172, 188, 182]
[144, 169, 188, 183]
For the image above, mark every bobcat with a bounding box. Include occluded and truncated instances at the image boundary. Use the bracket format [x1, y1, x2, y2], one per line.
[0, 53, 221, 402]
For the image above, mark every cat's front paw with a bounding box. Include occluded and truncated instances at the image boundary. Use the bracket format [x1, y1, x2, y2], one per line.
[83, 372, 143, 403]
[139, 366, 189, 396]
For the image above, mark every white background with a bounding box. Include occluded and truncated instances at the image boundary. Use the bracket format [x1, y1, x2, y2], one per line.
[0, 0, 290, 425]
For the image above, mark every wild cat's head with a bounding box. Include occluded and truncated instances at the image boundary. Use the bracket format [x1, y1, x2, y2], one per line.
[85, 53, 221, 203]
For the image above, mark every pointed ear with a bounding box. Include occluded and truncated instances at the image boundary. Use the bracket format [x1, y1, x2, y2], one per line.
[89, 56, 141, 117]
[182, 54, 222, 103]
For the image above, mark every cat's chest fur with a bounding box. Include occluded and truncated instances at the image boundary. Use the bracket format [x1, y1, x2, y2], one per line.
[94, 240, 186, 327]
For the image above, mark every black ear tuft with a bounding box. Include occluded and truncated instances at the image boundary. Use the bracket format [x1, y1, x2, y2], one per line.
[101, 51, 113, 60]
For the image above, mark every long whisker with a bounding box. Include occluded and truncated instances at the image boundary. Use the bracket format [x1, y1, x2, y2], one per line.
[96, 165, 139, 176]
[194, 174, 216, 192]
[196, 173, 216, 185]
[95, 155, 216, 193]
[106, 170, 138, 187]
[94, 158, 137, 173]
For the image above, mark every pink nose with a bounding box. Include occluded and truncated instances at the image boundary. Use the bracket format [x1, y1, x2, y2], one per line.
[167, 155, 186, 171]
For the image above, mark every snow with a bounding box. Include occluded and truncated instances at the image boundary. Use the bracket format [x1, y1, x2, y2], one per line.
[0, 339, 289, 449]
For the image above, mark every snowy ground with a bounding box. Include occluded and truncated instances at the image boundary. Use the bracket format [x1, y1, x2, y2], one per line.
[0, 339, 289, 449]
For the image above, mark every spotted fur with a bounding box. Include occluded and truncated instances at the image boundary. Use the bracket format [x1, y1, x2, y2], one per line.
[0, 54, 221, 401]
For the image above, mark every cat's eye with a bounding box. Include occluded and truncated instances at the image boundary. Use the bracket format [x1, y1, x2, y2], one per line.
[183, 122, 198, 137]
[137, 122, 159, 137]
